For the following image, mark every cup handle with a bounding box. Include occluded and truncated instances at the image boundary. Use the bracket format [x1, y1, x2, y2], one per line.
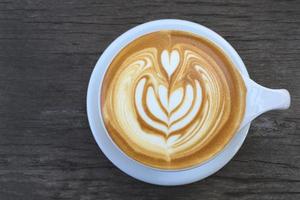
[239, 76, 291, 130]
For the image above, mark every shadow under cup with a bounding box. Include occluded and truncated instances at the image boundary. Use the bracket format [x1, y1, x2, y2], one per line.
[100, 30, 247, 170]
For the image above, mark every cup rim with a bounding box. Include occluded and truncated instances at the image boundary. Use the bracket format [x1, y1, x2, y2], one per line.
[87, 19, 251, 185]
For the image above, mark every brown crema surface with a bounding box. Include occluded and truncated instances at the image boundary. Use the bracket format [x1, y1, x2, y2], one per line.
[101, 31, 246, 170]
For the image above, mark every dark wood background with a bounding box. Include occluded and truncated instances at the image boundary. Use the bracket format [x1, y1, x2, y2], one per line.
[0, 0, 299, 199]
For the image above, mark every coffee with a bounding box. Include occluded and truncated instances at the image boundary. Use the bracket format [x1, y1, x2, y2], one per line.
[101, 30, 246, 170]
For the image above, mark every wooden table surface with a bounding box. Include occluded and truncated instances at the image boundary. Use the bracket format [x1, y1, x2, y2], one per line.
[0, 0, 299, 199]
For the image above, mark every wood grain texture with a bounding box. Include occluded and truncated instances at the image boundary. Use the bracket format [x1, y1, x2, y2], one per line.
[0, 0, 299, 199]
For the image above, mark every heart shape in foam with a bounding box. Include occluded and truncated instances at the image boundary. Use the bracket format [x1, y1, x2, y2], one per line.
[161, 50, 180, 78]
[133, 48, 204, 140]
[141, 80, 202, 136]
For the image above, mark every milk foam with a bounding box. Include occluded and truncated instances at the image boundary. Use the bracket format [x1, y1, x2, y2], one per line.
[101, 31, 246, 169]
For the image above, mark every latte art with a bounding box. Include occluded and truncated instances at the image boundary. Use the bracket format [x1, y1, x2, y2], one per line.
[134, 48, 223, 146]
[101, 31, 246, 169]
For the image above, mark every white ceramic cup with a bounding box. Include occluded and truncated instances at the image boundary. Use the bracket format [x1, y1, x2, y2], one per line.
[87, 19, 291, 186]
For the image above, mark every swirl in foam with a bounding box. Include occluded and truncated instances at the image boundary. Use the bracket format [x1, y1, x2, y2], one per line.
[101, 31, 246, 169]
